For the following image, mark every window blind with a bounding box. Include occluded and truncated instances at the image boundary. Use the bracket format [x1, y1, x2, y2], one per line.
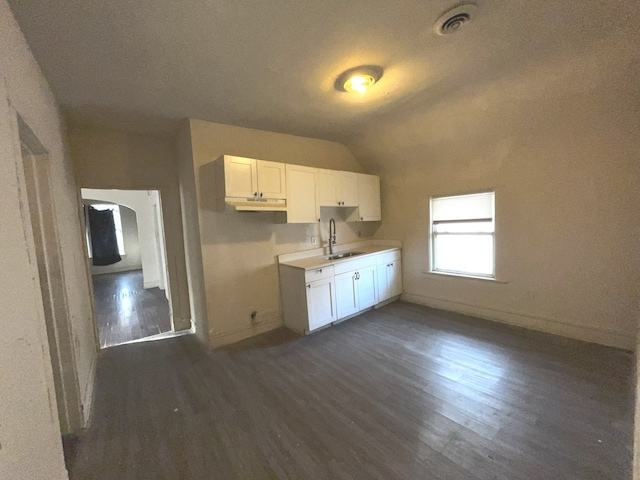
[432, 192, 494, 223]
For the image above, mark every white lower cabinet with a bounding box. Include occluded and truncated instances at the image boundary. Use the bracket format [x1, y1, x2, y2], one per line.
[306, 276, 337, 331]
[377, 250, 402, 302]
[279, 248, 401, 335]
[333, 258, 378, 320]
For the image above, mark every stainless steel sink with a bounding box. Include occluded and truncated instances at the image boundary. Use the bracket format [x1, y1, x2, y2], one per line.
[324, 251, 364, 261]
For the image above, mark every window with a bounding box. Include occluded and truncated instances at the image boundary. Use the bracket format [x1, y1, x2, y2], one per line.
[430, 191, 495, 278]
[86, 203, 126, 257]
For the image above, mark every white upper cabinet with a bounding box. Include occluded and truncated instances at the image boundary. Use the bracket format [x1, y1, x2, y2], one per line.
[317, 169, 359, 207]
[223, 156, 258, 198]
[286, 164, 318, 223]
[256, 160, 286, 199]
[357, 174, 381, 221]
[316, 168, 337, 206]
[216, 155, 286, 203]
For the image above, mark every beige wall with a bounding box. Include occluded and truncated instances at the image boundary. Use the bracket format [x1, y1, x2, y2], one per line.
[70, 127, 191, 330]
[0, 0, 97, 478]
[185, 119, 374, 346]
[349, 33, 640, 349]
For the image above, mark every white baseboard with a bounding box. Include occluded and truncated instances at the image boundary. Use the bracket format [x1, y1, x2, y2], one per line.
[210, 317, 284, 348]
[81, 353, 97, 429]
[401, 292, 633, 350]
[143, 279, 160, 289]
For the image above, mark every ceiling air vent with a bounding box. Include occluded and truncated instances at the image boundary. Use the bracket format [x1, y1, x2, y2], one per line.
[434, 4, 478, 36]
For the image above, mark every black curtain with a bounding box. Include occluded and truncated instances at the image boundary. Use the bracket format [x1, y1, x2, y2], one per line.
[88, 206, 122, 266]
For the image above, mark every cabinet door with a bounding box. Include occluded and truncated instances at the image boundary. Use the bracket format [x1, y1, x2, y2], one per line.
[316, 169, 337, 206]
[388, 260, 402, 298]
[306, 277, 337, 331]
[337, 172, 359, 207]
[286, 165, 318, 223]
[335, 271, 359, 319]
[257, 160, 286, 199]
[357, 174, 381, 221]
[377, 264, 390, 302]
[356, 264, 378, 310]
[225, 156, 258, 198]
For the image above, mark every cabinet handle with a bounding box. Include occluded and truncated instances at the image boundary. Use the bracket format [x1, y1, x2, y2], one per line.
[317, 218, 320, 222]
[360, 217, 363, 221]
[307, 284, 310, 289]
[260, 192, 263, 197]
[254, 192, 258, 197]
[390, 263, 393, 267]
[318, 269, 322, 274]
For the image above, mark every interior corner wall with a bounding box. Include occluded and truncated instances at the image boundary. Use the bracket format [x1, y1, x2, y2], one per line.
[1, 0, 94, 478]
[69, 127, 192, 331]
[177, 122, 209, 344]
[187, 119, 372, 347]
[349, 32, 640, 350]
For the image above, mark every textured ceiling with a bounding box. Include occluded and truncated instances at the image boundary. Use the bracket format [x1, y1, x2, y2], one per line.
[8, 0, 639, 141]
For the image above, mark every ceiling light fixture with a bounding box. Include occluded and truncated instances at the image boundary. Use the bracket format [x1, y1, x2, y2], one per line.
[335, 66, 384, 95]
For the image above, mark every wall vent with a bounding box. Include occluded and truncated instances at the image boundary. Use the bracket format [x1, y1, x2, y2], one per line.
[434, 4, 477, 35]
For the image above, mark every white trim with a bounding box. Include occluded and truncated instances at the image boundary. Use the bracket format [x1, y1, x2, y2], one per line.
[423, 270, 507, 284]
[401, 292, 633, 351]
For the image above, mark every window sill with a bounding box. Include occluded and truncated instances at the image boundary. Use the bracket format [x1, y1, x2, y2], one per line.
[421, 270, 508, 284]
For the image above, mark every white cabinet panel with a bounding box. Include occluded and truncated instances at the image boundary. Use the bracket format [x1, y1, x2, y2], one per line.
[225, 156, 258, 198]
[357, 174, 381, 221]
[335, 271, 359, 319]
[316, 169, 337, 206]
[286, 165, 318, 223]
[306, 276, 337, 331]
[356, 264, 378, 309]
[376, 250, 402, 302]
[257, 160, 286, 199]
[337, 171, 359, 207]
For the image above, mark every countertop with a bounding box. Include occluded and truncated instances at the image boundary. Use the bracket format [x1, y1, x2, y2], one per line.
[278, 241, 401, 270]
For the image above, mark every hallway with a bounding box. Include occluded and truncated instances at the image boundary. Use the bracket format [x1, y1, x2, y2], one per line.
[68, 302, 633, 479]
[92, 270, 171, 348]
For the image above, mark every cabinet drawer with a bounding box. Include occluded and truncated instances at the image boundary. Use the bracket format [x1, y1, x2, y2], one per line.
[377, 249, 401, 266]
[333, 255, 376, 275]
[305, 265, 334, 283]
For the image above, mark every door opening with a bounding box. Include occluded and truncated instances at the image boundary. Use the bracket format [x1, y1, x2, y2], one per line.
[81, 188, 177, 348]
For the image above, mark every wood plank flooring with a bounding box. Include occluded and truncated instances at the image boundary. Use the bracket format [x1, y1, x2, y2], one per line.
[92, 270, 171, 348]
[70, 301, 634, 479]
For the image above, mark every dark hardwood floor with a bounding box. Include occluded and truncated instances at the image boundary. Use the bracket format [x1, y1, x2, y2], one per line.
[70, 301, 634, 479]
[92, 270, 171, 349]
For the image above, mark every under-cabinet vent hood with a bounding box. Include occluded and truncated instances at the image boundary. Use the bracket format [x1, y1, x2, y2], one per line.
[223, 197, 287, 212]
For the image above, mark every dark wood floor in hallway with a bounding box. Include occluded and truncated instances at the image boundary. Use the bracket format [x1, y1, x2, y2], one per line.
[93, 270, 171, 348]
[70, 301, 634, 479]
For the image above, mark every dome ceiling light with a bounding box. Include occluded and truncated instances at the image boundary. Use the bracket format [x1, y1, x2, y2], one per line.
[335, 66, 384, 95]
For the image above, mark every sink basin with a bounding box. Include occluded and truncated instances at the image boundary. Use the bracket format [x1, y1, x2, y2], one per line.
[324, 251, 364, 261]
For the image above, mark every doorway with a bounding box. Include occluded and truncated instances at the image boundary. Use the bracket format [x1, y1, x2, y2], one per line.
[81, 188, 175, 348]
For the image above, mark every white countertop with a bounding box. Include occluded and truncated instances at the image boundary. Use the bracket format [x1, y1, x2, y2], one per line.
[278, 240, 401, 270]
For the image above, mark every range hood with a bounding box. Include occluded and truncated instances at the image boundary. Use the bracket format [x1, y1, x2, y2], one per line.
[223, 197, 287, 212]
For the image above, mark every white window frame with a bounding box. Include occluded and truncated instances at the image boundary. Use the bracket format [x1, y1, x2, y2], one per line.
[430, 191, 495, 279]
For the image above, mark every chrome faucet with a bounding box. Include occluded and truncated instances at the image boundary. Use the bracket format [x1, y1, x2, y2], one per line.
[329, 218, 336, 255]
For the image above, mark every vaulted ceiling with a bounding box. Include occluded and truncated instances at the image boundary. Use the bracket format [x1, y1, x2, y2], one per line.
[8, 0, 638, 141]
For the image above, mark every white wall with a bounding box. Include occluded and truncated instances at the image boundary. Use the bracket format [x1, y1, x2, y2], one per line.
[1, 0, 96, 478]
[183, 119, 373, 347]
[349, 32, 640, 350]
[70, 128, 191, 331]
[82, 189, 164, 289]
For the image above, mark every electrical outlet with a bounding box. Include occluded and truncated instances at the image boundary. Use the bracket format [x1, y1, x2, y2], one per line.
[311, 236, 318, 246]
